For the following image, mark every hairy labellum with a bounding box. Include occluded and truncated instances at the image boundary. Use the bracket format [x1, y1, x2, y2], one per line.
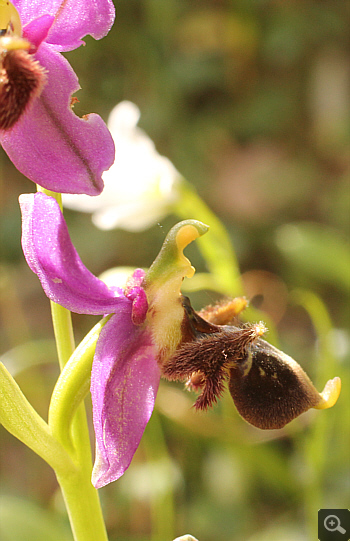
[163, 323, 266, 411]
[228, 339, 322, 429]
[163, 296, 341, 430]
[0, 42, 46, 129]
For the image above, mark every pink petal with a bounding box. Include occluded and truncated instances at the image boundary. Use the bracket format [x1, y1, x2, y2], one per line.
[20, 192, 127, 314]
[126, 287, 148, 325]
[23, 15, 55, 50]
[125, 268, 146, 289]
[91, 313, 160, 488]
[13, 0, 115, 51]
[1, 44, 114, 195]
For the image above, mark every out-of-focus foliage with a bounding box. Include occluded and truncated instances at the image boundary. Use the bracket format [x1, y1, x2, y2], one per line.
[0, 1, 349, 540]
[0, 495, 71, 541]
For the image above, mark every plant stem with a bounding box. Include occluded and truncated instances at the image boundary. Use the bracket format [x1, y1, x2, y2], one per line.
[49, 317, 110, 452]
[50, 300, 76, 370]
[36, 187, 109, 541]
[175, 181, 278, 342]
[290, 289, 338, 540]
[50, 297, 109, 541]
[143, 411, 175, 541]
[35, 188, 75, 369]
[50, 301, 108, 540]
[175, 180, 243, 296]
[57, 461, 108, 541]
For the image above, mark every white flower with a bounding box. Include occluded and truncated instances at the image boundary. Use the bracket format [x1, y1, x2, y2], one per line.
[63, 101, 181, 231]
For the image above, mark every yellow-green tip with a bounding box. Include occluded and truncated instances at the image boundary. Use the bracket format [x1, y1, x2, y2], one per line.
[144, 220, 209, 288]
[314, 377, 341, 410]
[143, 220, 209, 360]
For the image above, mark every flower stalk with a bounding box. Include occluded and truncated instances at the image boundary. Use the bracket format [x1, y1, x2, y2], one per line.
[174, 180, 243, 297]
[56, 466, 108, 541]
[33, 188, 109, 541]
[48, 289, 109, 541]
[49, 316, 110, 452]
[36, 189, 76, 370]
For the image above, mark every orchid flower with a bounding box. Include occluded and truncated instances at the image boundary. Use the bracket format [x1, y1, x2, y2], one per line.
[19, 192, 341, 488]
[0, 0, 115, 195]
[20, 191, 206, 487]
[63, 101, 181, 230]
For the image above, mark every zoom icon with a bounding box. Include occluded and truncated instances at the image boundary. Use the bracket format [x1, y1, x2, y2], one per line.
[319, 510, 350, 540]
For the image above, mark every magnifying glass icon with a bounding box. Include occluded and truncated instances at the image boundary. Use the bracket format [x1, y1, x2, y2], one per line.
[324, 515, 346, 534]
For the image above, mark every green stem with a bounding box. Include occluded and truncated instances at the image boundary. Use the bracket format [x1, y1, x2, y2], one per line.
[36, 188, 75, 369]
[175, 180, 243, 296]
[290, 289, 336, 383]
[175, 181, 278, 343]
[49, 317, 110, 452]
[35, 187, 108, 541]
[57, 465, 108, 541]
[50, 301, 76, 370]
[49, 303, 108, 541]
[290, 289, 337, 539]
[143, 411, 175, 541]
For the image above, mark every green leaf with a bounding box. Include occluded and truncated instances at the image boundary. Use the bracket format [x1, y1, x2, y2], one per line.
[48, 317, 109, 451]
[0, 495, 72, 541]
[275, 222, 350, 292]
[0, 340, 57, 377]
[0, 363, 74, 475]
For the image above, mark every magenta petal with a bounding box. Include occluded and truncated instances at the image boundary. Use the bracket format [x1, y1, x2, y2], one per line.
[125, 268, 146, 289]
[126, 287, 148, 325]
[13, 0, 115, 52]
[91, 313, 160, 488]
[23, 15, 55, 49]
[20, 192, 128, 314]
[0, 44, 115, 195]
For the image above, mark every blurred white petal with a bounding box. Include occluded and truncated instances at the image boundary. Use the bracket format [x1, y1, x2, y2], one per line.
[173, 536, 199, 541]
[63, 100, 181, 231]
[98, 267, 143, 289]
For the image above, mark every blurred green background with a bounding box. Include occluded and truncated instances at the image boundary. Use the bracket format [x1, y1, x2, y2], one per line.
[0, 1, 349, 540]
